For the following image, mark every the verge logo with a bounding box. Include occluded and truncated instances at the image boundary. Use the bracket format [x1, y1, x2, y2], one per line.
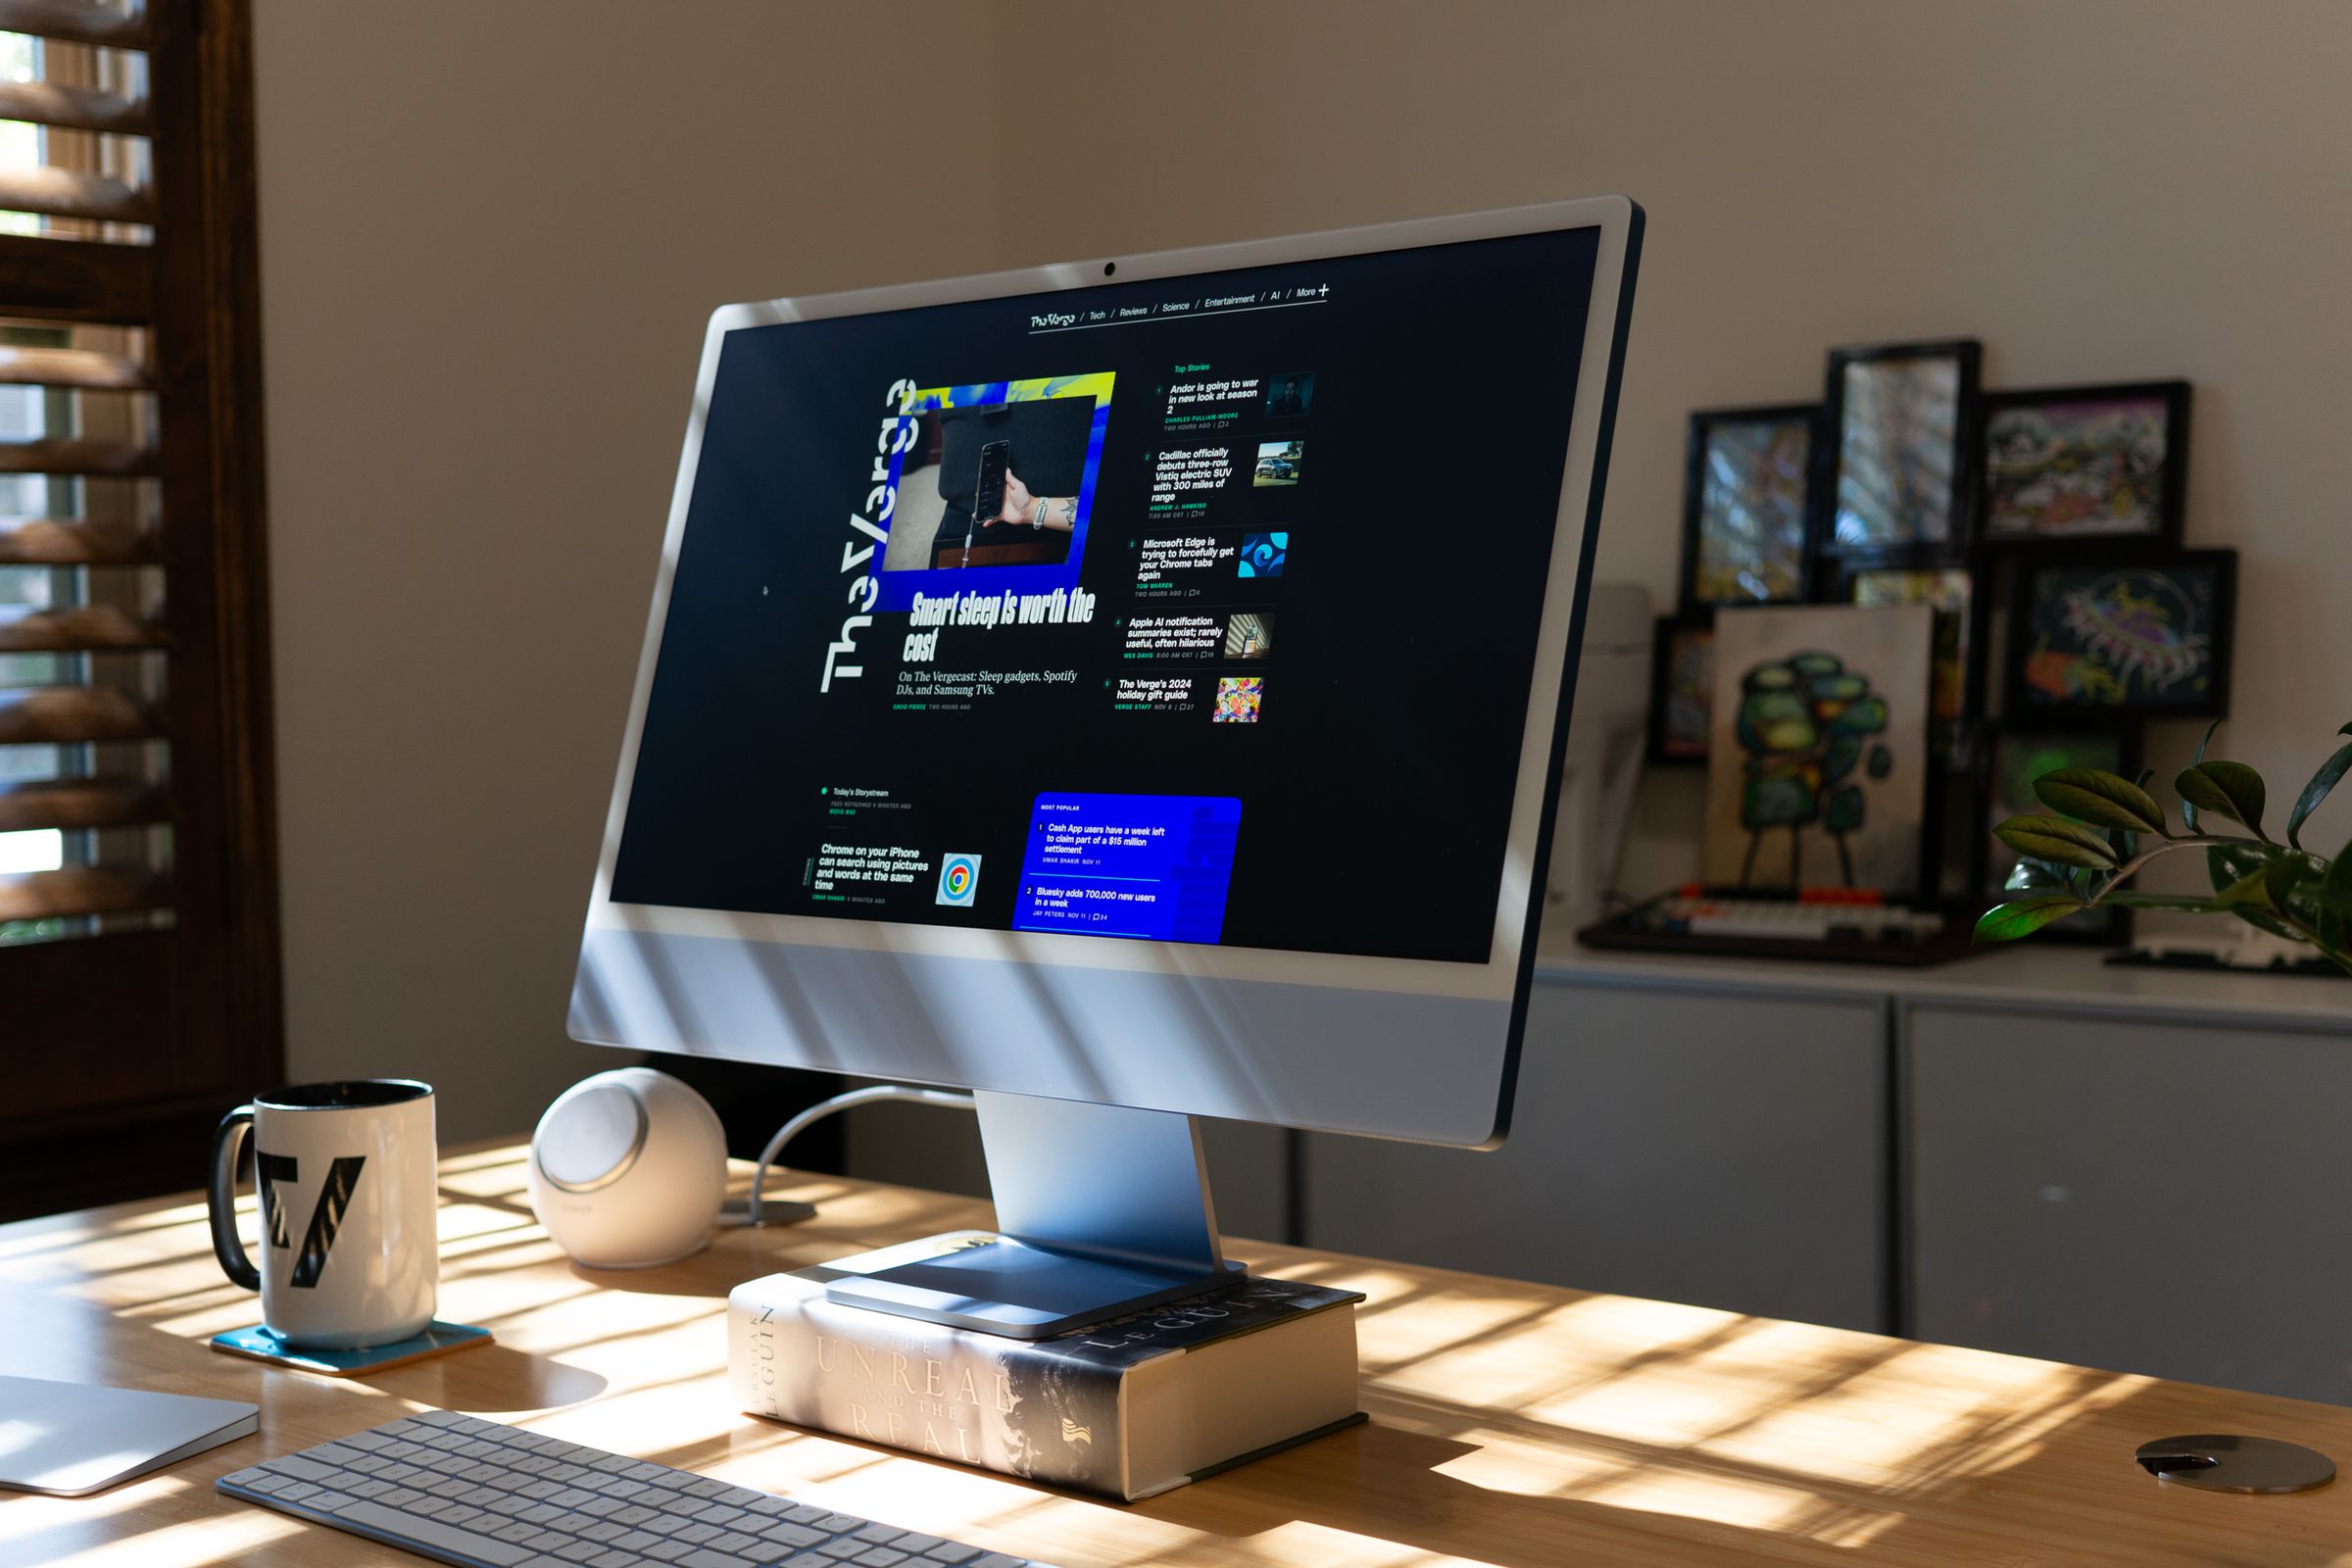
[822, 377, 919, 693]
[1029, 312, 1076, 329]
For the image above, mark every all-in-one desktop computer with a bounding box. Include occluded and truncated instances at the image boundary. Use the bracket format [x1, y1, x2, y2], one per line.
[565, 195, 1643, 1336]
[214, 198, 1642, 1568]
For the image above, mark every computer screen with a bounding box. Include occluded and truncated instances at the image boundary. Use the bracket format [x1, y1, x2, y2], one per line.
[573, 200, 1641, 1147]
[613, 228, 1598, 963]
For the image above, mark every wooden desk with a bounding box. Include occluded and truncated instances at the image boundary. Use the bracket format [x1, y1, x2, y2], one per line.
[7, 1145, 2352, 1567]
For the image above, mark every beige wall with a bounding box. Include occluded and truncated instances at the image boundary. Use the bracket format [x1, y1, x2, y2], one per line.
[255, 2, 2352, 1139]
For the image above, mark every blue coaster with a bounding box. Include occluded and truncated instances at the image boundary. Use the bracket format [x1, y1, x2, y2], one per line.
[209, 1320, 492, 1377]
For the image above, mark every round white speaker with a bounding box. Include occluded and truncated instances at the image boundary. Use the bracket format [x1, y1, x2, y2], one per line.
[526, 1068, 726, 1269]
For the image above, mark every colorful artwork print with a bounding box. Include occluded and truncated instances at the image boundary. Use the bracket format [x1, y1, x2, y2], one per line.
[1985, 388, 2181, 539]
[2015, 555, 2231, 714]
[1847, 566, 1971, 765]
[1826, 346, 1974, 552]
[1648, 618, 1714, 764]
[1687, 412, 1810, 608]
[1703, 605, 1934, 896]
[1985, 728, 2127, 938]
[1212, 676, 1263, 722]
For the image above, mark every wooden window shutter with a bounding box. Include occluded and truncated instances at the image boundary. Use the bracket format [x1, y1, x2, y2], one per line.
[0, 0, 280, 1218]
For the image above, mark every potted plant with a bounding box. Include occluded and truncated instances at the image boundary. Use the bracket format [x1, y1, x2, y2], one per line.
[1976, 719, 2352, 975]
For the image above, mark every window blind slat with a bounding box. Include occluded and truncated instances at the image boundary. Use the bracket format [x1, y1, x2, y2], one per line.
[0, 774, 165, 831]
[0, 603, 166, 650]
[0, 343, 148, 388]
[0, 865, 167, 921]
[0, 166, 153, 225]
[0, 685, 161, 742]
[0, 80, 150, 136]
[0, 0, 150, 49]
[0, 515, 156, 563]
[0, 435, 156, 473]
[0, 232, 153, 319]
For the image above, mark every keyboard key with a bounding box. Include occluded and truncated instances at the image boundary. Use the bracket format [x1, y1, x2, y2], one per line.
[555, 1543, 605, 1564]
[853, 1552, 908, 1568]
[586, 1551, 643, 1568]
[440, 1504, 486, 1527]
[677, 1551, 758, 1568]
[673, 1522, 723, 1544]
[708, 1532, 761, 1553]
[577, 1520, 627, 1543]
[276, 1481, 322, 1504]
[761, 1524, 825, 1549]
[891, 1536, 947, 1555]
[264, 1455, 336, 1483]
[613, 1530, 664, 1551]
[611, 1505, 662, 1527]
[968, 1557, 1030, 1568]
[856, 1525, 905, 1544]
[643, 1545, 693, 1564]
[336, 1499, 535, 1565]
[921, 1549, 981, 1565]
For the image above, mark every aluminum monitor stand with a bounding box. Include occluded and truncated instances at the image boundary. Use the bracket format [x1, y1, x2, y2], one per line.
[823, 1091, 1244, 1338]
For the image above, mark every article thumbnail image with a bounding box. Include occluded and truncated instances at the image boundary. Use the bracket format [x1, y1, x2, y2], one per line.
[1224, 612, 1273, 660]
[1239, 531, 1287, 577]
[868, 371, 1113, 612]
[1213, 676, 1263, 722]
[1265, 372, 1313, 417]
[1252, 439, 1302, 487]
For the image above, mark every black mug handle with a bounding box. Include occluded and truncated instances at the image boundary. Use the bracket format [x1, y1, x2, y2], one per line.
[208, 1104, 261, 1291]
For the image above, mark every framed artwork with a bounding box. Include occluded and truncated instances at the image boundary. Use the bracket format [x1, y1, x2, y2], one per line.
[1816, 339, 1982, 559]
[2006, 548, 2235, 717]
[1702, 603, 1936, 897]
[1646, 616, 1715, 766]
[1982, 380, 2189, 544]
[1679, 404, 1816, 615]
[1838, 561, 1976, 769]
[1978, 723, 2139, 945]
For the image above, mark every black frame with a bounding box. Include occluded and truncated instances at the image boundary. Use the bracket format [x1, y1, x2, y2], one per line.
[1835, 556, 1985, 773]
[1645, 613, 1715, 767]
[1814, 338, 1983, 563]
[1677, 402, 1820, 618]
[1972, 719, 2143, 946]
[2002, 546, 2237, 720]
[1980, 379, 2190, 547]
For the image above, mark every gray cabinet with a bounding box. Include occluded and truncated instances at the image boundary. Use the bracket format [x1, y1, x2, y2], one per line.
[1302, 979, 1889, 1332]
[1907, 1001, 2352, 1402]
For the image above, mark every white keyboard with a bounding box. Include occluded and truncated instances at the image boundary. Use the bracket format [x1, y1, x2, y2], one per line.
[219, 1409, 1057, 1568]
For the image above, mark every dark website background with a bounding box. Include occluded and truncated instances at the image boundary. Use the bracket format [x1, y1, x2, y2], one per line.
[610, 227, 1600, 962]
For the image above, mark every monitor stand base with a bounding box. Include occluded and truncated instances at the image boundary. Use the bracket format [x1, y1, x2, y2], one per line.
[823, 1090, 1244, 1339]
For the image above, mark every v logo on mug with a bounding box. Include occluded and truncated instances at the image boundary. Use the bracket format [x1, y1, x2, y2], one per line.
[255, 1154, 368, 1289]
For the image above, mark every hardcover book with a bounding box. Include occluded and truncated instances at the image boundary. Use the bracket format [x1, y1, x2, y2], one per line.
[726, 1232, 1364, 1500]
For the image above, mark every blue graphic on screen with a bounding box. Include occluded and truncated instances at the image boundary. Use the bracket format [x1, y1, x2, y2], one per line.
[1239, 531, 1287, 577]
[1014, 792, 1243, 943]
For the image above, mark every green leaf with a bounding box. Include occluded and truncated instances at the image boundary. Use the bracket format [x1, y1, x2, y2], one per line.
[1974, 896, 2090, 943]
[2286, 734, 2352, 850]
[1993, 814, 2118, 869]
[2033, 768, 2167, 835]
[2181, 720, 2223, 830]
[2004, 858, 2070, 894]
[2177, 760, 2269, 838]
[2215, 864, 2276, 910]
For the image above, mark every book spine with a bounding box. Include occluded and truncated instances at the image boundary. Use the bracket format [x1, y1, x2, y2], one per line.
[729, 1283, 1133, 1499]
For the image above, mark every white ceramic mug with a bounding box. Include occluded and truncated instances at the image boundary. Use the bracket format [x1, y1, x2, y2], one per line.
[206, 1079, 439, 1348]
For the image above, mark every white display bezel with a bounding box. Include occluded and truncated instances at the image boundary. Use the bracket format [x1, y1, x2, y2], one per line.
[580, 197, 1636, 1011]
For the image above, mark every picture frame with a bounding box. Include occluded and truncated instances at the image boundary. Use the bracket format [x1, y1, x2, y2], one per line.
[1702, 603, 1937, 898]
[1678, 403, 1818, 616]
[2004, 547, 2236, 719]
[1974, 720, 2141, 946]
[1837, 558, 1980, 771]
[1981, 379, 2189, 545]
[1814, 339, 1982, 561]
[1645, 615, 1715, 766]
